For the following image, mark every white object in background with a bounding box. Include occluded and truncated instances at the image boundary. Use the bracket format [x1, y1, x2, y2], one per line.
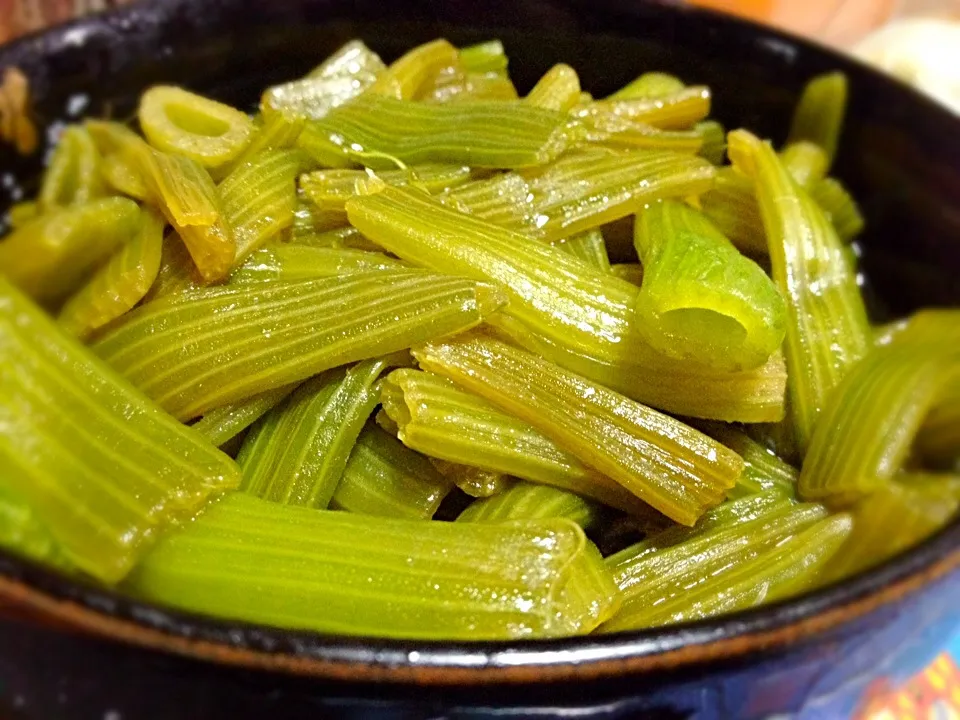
[855, 17, 960, 114]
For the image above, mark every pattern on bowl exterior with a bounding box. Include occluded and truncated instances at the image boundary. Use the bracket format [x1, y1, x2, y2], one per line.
[0, 0, 959, 717]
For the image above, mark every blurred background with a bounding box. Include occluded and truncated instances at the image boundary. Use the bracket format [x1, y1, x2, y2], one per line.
[695, 0, 956, 46]
[1, 0, 955, 44]
[3, 0, 958, 111]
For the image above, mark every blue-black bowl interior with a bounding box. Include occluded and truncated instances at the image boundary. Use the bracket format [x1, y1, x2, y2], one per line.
[1, 0, 959, 676]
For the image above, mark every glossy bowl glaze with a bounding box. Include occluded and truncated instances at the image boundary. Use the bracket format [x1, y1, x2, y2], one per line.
[1, 1, 959, 718]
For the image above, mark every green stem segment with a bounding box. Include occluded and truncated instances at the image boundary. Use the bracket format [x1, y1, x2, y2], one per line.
[699, 168, 767, 257]
[38, 126, 105, 210]
[214, 113, 305, 180]
[57, 209, 164, 340]
[441, 148, 715, 239]
[699, 169, 863, 260]
[0, 197, 140, 305]
[191, 383, 299, 448]
[290, 195, 352, 241]
[729, 129, 870, 452]
[602, 497, 850, 631]
[554, 229, 611, 272]
[138, 149, 236, 283]
[810, 177, 865, 241]
[297, 93, 573, 169]
[371, 39, 459, 100]
[633, 200, 787, 371]
[231, 245, 404, 284]
[786, 72, 847, 168]
[413, 334, 743, 526]
[238, 358, 390, 508]
[300, 163, 471, 217]
[799, 311, 960, 504]
[93, 269, 503, 421]
[459, 40, 509, 73]
[330, 424, 452, 519]
[346, 183, 655, 365]
[781, 141, 828, 188]
[696, 120, 726, 165]
[380, 369, 651, 513]
[608, 73, 686, 100]
[822, 476, 960, 584]
[918, 384, 960, 469]
[138, 86, 255, 170]
[126, 492, 621, 640]
[88, 121, 237, 283]
[699, 422, 797, 499]
[288, 226, 382, 252]
[526, 64, 582, 112]
[6, 201, 38, 229]
[0, 486, 71, 572]
[521, 149, 716, 240]
[421, 67, 518, 104]
[457, 482, 600, 528]
[578, 87, 711, 131]
[348, 184, 786, 423]
[0, 277, 240, 583]
[140, 232, 198, 304]
[218, 149, 307, 263]
[260, 40, 385, 121]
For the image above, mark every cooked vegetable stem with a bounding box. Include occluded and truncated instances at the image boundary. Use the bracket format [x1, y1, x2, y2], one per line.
[414, 334, 743, 525]
[729, 129, 870, 451]
[127, 493, 621, 639]
[0, 43, 954, 643]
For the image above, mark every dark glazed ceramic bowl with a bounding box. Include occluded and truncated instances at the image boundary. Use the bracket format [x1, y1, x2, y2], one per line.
[1, 1, 960, 718]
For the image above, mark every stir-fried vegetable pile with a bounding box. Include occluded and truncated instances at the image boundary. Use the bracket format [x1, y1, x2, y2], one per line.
[0, 39, 956, 640]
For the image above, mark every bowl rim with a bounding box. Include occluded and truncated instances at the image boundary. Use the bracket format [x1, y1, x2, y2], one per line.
[2, 532, 960, 684]
[2, 0, 960, 685]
